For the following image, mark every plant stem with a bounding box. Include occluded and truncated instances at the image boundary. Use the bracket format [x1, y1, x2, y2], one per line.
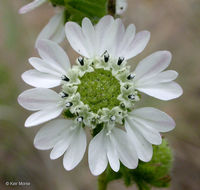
[98, 171, 108, 190]
[108, 0, 116, 16]
[136, 182, 151, 190]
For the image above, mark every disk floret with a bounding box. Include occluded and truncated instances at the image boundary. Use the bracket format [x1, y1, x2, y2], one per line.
[60, 52, 140, 129]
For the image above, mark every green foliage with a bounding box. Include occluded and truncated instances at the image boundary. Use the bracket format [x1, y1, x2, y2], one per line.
[64, 0, 108, 24]
[49, 0, 108, 24]
[98, 139, 173, 190]
[63, 109, 76, 118]
[131, 139, 173, 189]
[92, 123, 104, 137]
[49, 0, 65, 6]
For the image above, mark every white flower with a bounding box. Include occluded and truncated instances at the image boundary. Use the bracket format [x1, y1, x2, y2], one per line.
[65, 15, 150, 59]
[116, 0, 128, 15]
[19, 0, 47, 14]
[133, 51, 183, 100]
[34, 119, 86, 171]
[36, 11, 65, 45]
[89, 126, 138, 176]
[19, 1, 65, 44]
[18, 88, 64, 127]
[125, 107, 175, 162]
[22, 39, 71, 88]
[18, 16, 182, 175]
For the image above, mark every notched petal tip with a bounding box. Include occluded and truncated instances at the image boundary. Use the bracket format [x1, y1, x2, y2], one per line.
[35, 38, 51, 49]
[50, 151, 60, 160]
[17, 91, 33, 110]
[155, 50, 172, 63]
[157, 82, 183, 101]
[175, 82, 183, 97]
[24, 119, 36, 128]
[18, 8, 27, 14]
[82, 17, 91, 25]
[17, 93, 23, 107]
[18, 0, 46, 14]
[139, 30, 151, 42]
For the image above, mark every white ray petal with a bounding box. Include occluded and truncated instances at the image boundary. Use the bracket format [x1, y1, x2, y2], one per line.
[50, 137, 71, 160]
[129, 118, 162, 145]
[63, 126, 86, 170]
[29, 57, 62, 77]
[22, 69, 61, 88]
[129, 107, 175, 132]
[134, 51, 172, 81]
[65, 22, 89, 57]
[25, 106, 63, 127]
[120, 24, 136, 56]
[34, 119, 69, 150]
[36, 12, 65, 45]
[125, 118, 153, 162]
[106, 137, 120, 172]
[18, 88, 61, 111]
[127, 107, 175, 145]
[95, 15, 114, 56]
[82, 18, 96, 57]
[19, 0, 46, 14]
[111, 128, 138, 169]
[36, 39, 70, 74]
[88, 128, 108, 176]
[125, 31, 150, 59]
[136, 70, 178, 86]
[137, 81, 183, 100]
[106, 18, 125, 57]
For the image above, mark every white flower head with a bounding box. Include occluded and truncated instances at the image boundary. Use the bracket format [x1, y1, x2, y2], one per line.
[19, 0, 47, 14]
[116, 0, 128, 15]
[36, 11, 65, 45]
[18, 15, 182, 175]
[19, 0, 65, 44]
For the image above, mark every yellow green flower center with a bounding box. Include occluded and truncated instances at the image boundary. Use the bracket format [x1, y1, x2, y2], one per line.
[78, 69, 121, 113]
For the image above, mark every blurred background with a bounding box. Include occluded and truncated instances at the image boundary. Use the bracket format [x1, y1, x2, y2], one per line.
[0, 0, 200, 189]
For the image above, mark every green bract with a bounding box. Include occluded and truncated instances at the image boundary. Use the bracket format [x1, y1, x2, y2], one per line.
[98, 139, 173, 190]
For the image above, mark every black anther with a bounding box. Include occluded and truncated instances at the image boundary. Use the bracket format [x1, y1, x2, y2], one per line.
[104, 51, 109, 62]
[61, 75, 70, 82]
[128, 94, 135, 100]
[66, 102, 73, 107]
[78, 57, 84, 66]
[127, 73, 135, 80]
[60, 92, 69, 98]
[117, 57, 125, 65]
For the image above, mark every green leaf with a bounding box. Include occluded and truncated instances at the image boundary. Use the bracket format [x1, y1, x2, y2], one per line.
[132, 139, 173, 188]
[99, 139, 173, 190]
[64, 0, 108, 24]
[49, 0, 65, 6]
[63, 109, 76, 118]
